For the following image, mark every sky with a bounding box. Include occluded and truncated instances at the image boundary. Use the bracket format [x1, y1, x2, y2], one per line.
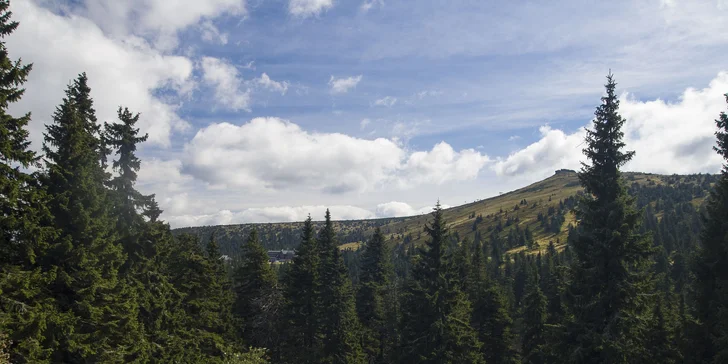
[7, 0, 728, 227]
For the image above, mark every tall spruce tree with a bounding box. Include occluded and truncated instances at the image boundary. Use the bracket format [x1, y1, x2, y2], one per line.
[691, 93, 728, 363]
[42, 74, 144, 363]
[233, 229, 279, 350]
[103, 107, 151, 236]
[316, 209, 364, 364]
[281, 216, 322, 363]
[563, 73, 653, 363]
[356, 227, 394, 363]
[400, 202, 484, 364]
[0, 2, 56, 361]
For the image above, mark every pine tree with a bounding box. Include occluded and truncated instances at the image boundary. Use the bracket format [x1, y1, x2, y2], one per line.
[563, 73, 653, 363]
[356, 227, 394, 363]
[233, 229, 279, 350]
[0, 2, 56, 361]
[400, 202, 484, 363]
[41, 74, 143, 362]
[522, 271, 547, 364]
[317, 209, 364, 364]
[691, 93, 728, 362]
[281, 216, 322, 363]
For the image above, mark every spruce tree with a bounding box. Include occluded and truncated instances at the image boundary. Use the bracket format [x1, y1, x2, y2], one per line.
[400, 202, 484, 363]
[103, 107, 150, 237]
[469, 234, 518, 364]
[522, 271, 547, 364]
[281, 216, 322, 363]
[356, 227, 394, 363]
[168, 233, 234, 361]
[691, 93, 728, 362]
[204, 233, 236, 344]
[316, 209, 364, 364]
[41, 74, 143, 362]
[233, 229, 279, 349]
[0, 2, 55, 361]
[563, 73, 653, 363]
[473, 280, 518, 364]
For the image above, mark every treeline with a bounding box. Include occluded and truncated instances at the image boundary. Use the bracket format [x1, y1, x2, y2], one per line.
[2, 1, 728, 363]
[173, 217, 402, 257]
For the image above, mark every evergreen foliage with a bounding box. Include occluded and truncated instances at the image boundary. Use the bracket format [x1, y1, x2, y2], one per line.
[691, 93, 728, 363]
[41, 74, 144, 362]
[317, 209, 365, 364]
[563, 73, 654, 363]
[281, 216, 322, 363]
[233, 229, 279, 350]
[400, 202, 484, 363]
[356, 227, 395, 363]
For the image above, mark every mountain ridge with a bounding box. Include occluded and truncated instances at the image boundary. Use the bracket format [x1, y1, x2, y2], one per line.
[172, 170, 716, 258]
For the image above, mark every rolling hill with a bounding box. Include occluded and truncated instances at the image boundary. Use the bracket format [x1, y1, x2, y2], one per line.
[172, 169, 717, 258]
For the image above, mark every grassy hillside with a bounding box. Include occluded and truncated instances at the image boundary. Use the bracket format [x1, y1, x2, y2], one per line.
[173, 170, 716, 258]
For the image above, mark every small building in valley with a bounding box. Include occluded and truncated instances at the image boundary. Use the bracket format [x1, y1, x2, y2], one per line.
[267, 250, 295, 263]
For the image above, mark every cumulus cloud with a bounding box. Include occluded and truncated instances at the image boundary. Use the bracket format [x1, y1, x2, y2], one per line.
[373, 96, 397, 107]
[493, 72, 728, 179]
[493, 126, 585, 178]
[329, 75, 362, 94]
[81, 0, 247, 50]
[375, 201, 448, 218]
[9, 0, 194, 148]
[182, 117, 490, 193]
[256, 73, 290, 94]
[200, 56, 251, 111]
[401, 142, 491, 186]
[289, 0, 334, 18]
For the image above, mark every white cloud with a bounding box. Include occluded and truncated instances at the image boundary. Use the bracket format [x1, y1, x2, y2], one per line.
[289, 0, 334, 18]
[182, 117, 490, 193]
[375, 201, 447, 218]
[82, 0, 247, 50]
[360, 118, 371, 129]
[166, 204, 374, 227]
[329, 75, 363, 94]
[373, 96, 397, 107]
[200, 56, 251, 111]
[137, 158, 193, 190]
[360, 0, 384, 13]
[508, 135, 521, 141]
[9, 0, 194, 148]
[493, 71, 728, 179]
[199, 20, 228, 45]
[401, 142, 491, 186]
[256, 73, 290, 95]
[620, 72, 727, 174]
[493, 125, 585, 178]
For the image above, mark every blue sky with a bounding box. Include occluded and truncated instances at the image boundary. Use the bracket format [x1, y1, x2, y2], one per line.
[8, 0, 728, 227]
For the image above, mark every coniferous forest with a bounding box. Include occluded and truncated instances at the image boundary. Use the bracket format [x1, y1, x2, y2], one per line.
[2, 1, 728, 363]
